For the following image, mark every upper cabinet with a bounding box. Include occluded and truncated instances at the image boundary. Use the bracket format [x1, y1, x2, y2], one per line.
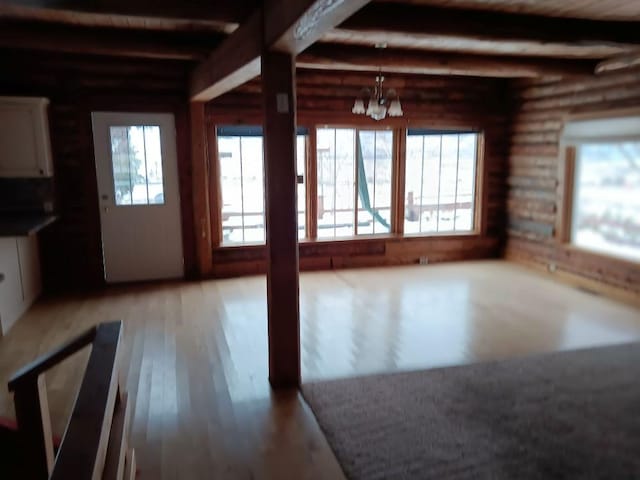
[0, 96, 54, 177]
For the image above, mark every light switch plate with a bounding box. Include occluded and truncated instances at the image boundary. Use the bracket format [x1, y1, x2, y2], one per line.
[276, 93, 289, 113]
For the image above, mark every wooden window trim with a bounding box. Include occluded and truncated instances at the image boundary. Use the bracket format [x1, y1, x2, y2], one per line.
[556, 145, 576, 243]
[558, 143, 640, 268]
[401, 127, 485, 237]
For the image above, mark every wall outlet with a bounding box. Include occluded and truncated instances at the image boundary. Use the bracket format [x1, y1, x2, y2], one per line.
[548, 262, 557, 273]
[419, 256, 429, 265]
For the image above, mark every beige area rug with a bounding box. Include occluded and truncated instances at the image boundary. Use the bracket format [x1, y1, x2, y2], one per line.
[302, 343, 640, 479]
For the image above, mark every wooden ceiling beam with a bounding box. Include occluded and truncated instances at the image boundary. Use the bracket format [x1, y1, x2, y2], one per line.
[297, 44, 597, 78]
[0, 22, 221, 61]
[335, 4, 640, 51]
[0, 0, 256, 25]
[190, 0, 371, 101]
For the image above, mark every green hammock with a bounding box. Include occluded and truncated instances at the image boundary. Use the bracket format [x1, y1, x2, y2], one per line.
[356, 135, 390, 230]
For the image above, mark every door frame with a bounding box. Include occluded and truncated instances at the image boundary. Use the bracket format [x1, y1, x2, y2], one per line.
[89, 108, 194, 284]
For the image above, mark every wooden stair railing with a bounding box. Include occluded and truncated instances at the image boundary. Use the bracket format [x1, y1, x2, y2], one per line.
[7, 321, 135, 480]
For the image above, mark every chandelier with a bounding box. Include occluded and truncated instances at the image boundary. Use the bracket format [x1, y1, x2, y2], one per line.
[352, 70, 403, 121]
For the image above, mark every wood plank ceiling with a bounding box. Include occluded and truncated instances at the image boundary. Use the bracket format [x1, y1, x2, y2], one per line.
[0, 0, 639, 80]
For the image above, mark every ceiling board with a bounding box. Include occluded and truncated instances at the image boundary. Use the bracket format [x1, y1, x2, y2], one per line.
[378, 0, 640, 21]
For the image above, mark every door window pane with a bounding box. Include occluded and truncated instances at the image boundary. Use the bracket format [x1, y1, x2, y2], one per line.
[404, 131, 478, 235]
[572, 142, 640, 262]
[110, 125, 164, 206]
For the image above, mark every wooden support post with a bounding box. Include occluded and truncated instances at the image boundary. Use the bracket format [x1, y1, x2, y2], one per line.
[190, 101, 213, 275]
[262, 50, 301, 388]
[392, 128, 406, 235]
[13, 375, 55, 479]
[306, 127, 318, 240]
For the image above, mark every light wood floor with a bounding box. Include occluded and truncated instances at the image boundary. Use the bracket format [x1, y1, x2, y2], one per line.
[1, 260, 639, 479]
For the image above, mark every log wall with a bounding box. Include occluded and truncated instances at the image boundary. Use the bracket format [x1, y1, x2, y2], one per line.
[207, 71, 511, 276]
[506, 68, 640, 302]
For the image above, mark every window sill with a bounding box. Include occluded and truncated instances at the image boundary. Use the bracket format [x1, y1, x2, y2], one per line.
[214, 230, 484, 251]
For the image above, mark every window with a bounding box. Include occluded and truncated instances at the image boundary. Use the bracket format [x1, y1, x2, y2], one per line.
[562, 115, 640, 263]
[404, 130, 478, 234]
[217, 126, 307, 245]
[110, 125, 164, 205]
[571, 142, 640, 262]
[316, 127, 393, 238]
[218, 127, 265, 245]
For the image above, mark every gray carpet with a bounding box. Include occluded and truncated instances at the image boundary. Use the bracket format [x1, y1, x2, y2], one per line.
[302, 343, 640, 479]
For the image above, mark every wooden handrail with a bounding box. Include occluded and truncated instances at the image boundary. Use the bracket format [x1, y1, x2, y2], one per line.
[8, 326, 98, 391]
[7, 321, 123, 480]
[50, 321, 122, 480]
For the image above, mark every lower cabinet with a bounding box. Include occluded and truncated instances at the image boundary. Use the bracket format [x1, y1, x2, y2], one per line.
[0, 235, 41, 335]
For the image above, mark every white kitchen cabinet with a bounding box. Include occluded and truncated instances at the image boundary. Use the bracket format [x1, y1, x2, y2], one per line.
[0, 96, 54, 177]
[0, 235, 42, 335]
[17, 235, 42, 307]
[0, 237, 23, 334]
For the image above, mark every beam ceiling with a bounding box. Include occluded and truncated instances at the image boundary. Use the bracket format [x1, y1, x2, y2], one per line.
[377, 0, 640, 21]
[190, 0, 370, 101]
[324, 4, 640, 59]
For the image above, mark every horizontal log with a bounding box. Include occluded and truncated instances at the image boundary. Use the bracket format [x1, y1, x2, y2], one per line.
[515, 68, 640, 100]
[509, 166, 557, 178]
[519, 85, 640, 111]
[509, 154, 558, 171]
[511, 131, 559, 145]
[508, 188, 557, 202]
[510, 145, 559, 157]
[507, 207, 556, 224]
[506, 176, 557, 189]
[596, 52, 640, 75]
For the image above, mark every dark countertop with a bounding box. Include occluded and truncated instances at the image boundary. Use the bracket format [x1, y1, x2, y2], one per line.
[0, 213, 58, 236]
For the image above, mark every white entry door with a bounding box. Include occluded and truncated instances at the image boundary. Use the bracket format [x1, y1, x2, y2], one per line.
[92, 112, 184, 283]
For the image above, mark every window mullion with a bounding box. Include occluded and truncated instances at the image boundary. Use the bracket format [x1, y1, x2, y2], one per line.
[453, 134, 460, 232]
[239, 136, 245, 243]
[419, 135, 425, 233]
[436, 135, 443, 233]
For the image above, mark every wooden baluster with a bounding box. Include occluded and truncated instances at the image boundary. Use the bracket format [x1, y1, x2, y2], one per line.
[13, 374, 55, 479]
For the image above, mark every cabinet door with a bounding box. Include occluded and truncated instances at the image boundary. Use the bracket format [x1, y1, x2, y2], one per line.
[17, 235, 42, 307]
[0, 97, 53, 177]
[0, 238, 23, 335]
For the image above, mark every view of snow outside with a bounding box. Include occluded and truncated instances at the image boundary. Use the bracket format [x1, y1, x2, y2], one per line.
[317, 128, 393, 238]
[109, 126, 164, 206]
[219, 135, 307, 244]
[572, 142, 640, 262]
[404, 133, 477, 234]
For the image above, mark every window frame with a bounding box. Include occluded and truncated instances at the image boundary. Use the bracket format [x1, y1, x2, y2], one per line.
[559, 111, 640, 265]
[210, 123, 486, 249]
[400, 128, 484, 237]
